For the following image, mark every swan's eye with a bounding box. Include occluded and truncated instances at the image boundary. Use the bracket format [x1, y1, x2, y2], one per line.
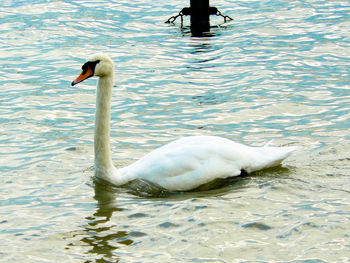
[81, 63, 89, 75]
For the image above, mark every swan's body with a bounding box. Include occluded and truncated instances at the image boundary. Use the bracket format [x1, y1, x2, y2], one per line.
[72, 54, 298, 191]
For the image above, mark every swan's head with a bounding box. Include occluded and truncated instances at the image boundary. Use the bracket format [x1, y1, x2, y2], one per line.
[71, 54, 114, 86]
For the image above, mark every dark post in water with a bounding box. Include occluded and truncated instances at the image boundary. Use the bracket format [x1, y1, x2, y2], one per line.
[190, 0, 210, 36]
[165, 0, 233, 36]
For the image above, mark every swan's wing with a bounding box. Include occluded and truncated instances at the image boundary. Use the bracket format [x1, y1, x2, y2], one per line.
[120, 136, 298, 191]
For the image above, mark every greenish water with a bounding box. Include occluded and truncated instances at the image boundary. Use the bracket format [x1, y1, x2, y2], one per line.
[0, 0, 349, 262]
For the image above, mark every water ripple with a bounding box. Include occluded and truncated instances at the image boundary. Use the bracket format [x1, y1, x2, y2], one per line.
[0, 0, 349, 262]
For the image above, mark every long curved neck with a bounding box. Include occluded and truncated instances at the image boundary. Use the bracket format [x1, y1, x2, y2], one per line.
[94, 75, 115, 178]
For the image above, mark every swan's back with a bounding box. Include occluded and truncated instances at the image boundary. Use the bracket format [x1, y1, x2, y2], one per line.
[119, 136, 298, 191]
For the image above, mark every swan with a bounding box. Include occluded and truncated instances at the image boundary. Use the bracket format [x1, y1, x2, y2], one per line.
[71, 54, 298, 191]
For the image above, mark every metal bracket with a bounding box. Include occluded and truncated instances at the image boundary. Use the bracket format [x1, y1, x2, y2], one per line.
[165, 6, 233, 26]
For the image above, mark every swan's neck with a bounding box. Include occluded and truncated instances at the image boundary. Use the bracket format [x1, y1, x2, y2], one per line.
[94, 75, 116, 179]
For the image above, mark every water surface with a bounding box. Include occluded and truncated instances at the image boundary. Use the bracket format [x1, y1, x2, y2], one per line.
[0, 0, 349, 262]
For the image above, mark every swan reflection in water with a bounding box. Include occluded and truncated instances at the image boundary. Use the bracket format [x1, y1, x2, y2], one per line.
[64, 180, 133, 262]
[64, 176, 241, 261]
[64, 164, 291, 262]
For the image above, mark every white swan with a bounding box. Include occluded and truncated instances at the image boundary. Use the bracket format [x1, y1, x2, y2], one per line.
[71, 54, 298, 191]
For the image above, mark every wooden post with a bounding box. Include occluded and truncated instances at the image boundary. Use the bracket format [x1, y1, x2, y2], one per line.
[190, 0, 210, 36]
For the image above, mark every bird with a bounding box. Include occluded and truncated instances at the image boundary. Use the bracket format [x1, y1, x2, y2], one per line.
[71, 54, 298, 192]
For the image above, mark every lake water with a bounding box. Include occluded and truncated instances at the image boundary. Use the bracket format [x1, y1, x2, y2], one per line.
[0, 0, 349, 262]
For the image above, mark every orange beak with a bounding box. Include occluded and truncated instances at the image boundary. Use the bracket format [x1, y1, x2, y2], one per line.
[71, 66, 94, 86]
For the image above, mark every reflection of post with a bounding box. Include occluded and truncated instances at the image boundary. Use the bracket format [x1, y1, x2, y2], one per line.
[190, 0, 210, 36]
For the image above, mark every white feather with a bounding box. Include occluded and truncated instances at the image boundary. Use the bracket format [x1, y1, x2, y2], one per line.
[119, 136, 298, 191]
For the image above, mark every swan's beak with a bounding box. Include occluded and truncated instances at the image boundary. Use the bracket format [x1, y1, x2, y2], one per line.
[71, 66, 94, 86]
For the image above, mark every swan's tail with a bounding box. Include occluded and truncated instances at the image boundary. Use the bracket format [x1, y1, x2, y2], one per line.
[247, 145, 300, 172]
[263, 145, 299, 167]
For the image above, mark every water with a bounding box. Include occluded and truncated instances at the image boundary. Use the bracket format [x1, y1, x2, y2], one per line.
[0, 0, 349, 262]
